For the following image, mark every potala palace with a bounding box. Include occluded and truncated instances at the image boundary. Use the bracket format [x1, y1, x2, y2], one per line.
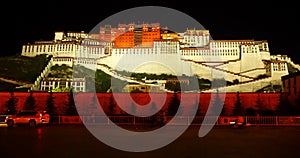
[21, 23, 300, 92]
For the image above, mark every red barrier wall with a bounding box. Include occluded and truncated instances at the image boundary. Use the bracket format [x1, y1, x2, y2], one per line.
[0, 92, 280, 115]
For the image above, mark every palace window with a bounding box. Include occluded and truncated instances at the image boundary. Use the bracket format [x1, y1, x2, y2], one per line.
[273, 64, 278, 71]
[281, 64, 286, 71]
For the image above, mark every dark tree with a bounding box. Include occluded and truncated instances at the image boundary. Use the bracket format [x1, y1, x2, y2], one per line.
[189, 102, 200, 116]
[23, 91, 36, 111]
[277, 92, 293, 115]
[108, 94, 117, 116]
[150, 102, 163, 127]
[233, 79, 239, 84]
[4, 91, 18, 114]
[64, 89, 78, 116]
[207, 90, 223, 116]
[245, 107, 257, 116]
[167, 93, 182, 116]
[198, 98, 206, 116]
[88, 93, 98, 115]
[254, 93, 263, 115]
[220, 101, 228, 116]
[292, 93, 300, 115]
[196, 96, 201, 116]
[197, 102, 201, 116]
[190, 96, 200, 116]
[46, 91, 56, 115]
[130, 89, 143, 93]
[165, 81, 181, 92]
[232, 92, 243, 116]
[211, 78, 227, 88]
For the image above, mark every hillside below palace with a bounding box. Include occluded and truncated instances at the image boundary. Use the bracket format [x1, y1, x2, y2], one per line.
[21, 23, 300, 92]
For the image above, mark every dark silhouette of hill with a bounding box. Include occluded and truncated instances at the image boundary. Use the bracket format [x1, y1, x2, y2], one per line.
[0, 54, 51, 91]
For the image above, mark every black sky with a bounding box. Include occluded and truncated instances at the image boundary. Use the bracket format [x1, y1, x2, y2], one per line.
[4, 0, 300, 63]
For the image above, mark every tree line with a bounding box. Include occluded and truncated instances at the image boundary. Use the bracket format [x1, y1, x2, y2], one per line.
[2, 91, 300, 117]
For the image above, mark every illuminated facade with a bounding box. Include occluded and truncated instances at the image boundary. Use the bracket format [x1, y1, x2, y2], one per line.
[40, 78, 86, 92]
[100, 23, 161, 48]
[20, 23, 299, 92]
[179, 29, 210, 48]
[122, 83, 161, 92]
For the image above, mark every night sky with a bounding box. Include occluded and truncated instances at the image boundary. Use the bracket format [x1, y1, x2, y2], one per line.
[4, 0, 300, 64]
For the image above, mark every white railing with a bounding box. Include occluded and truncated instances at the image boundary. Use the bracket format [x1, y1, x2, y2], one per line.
[2, 115, 300, 126]
[49, 115, 300, 126]
[30, 57, 54, 91]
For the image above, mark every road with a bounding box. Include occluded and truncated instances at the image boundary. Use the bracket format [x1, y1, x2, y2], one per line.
[1, 125, 300, 158]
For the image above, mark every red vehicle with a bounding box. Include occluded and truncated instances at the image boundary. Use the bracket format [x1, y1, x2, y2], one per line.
[5, 110, 50, 127]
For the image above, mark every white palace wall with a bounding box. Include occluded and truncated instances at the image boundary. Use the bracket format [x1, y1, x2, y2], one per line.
[240, 46, 265, 73]
[215, 61, 241, 74]
[260, 51, 271, 60]
[190, 62, 253, 82]
[97, 41, 272, 82]
[98, 54, 193, 76]
[241, 69, 266, 78]
[180, 49, 240, 62]
[203, 77, 272, 93]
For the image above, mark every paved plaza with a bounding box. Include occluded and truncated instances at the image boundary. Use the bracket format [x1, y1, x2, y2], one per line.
[1, 125, 300, 158]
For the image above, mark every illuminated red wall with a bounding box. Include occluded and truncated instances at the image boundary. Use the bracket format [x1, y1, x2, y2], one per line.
[113, 31, 135, 48]
[142, 30, 160, 47]
[114, 29, 161, 48]
[0, 92, 280, 115]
